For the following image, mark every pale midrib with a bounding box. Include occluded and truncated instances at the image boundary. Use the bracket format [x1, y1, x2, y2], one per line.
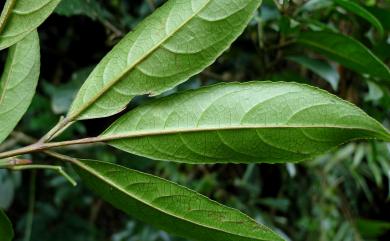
[99, 124, 388, 142]
[77, 161, 273, 241]
[0, 0, 17, 35]
[68, 0, 213, 120]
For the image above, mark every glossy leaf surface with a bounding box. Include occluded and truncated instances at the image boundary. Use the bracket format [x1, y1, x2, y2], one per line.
[0, 0, 60, 50]
[68, 0, 262, 120]
[0, 209, 13, 241]
[102, 82, 390, 164]
[297, 31, 390, 82]
[74, 159, 284, 241]
[0, 31, 40, 143]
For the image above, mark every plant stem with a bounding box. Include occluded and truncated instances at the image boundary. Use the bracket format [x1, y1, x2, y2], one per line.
[10, 164, 77, 186]
[37, 117, 71, 143]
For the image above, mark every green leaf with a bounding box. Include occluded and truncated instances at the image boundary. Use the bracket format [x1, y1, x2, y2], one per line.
[0, 0, 60, 50]
[333, 0, 384, 37]
[101, 81, 390, 164]
[0, 30, 40, 143]
[297, 31, 390, 82]
[0, 209, 13, 241]
[67, 0, 262, 120]
[367, 6, 390, 30]
[287, 55, 340, 90]
[55, 0, 112, 22]
[74, 159, 284, 241]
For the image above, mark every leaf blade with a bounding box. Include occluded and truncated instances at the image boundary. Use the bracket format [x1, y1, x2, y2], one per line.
[0, 30, 40, 143]
[0, 0, 60, 50]
[101, 81, 390, 164]
[287, 55, 340, 90]
[333, 0, 384, 37]
[297, 31, 390, 82]
[74, 159, 284, 241]
[68, 0, 262, 120]
[0, 209, 13, 241]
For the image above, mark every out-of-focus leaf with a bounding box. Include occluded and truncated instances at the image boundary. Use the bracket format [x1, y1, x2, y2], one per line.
[367, 6, 390, 30]
[0, 31, 40, 143]
[102, 82, 390, 164]
[0, 209, 13, 241]
[334, 0, 384, 37]
[0, 170, 21, 209]
[0, 0, 60, 50]
[299, 0, 333, 12]
[364, 81, 383, 102]
[74, 159, 285, 241]
[287, 55, 340, 90]
[68, 0, 262, 120]
[356, 219, 390, 239]
[297, 31, 390, 82]
[55, 0, 113, 22]
[43, 67, 92, 114]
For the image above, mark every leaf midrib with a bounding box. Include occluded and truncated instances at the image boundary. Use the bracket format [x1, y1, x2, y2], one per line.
[68, 0, 213, 120]
[101, 124, 389, 142]
[0, 0, 17, 35]
[76, 160, 276, 241]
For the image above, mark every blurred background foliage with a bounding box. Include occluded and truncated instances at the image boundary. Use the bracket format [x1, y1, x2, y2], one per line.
[1, 0, 390, 240]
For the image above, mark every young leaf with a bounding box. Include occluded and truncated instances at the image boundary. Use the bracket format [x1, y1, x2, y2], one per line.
[287, 55, 340, 90]
[0, 209, 13, 241]
[101, 81, 390, 164]
[297, 31, 390, 82]
[0, 0, 60, 50]
[333, 0, 384, 37]
[67, 0, 262, 121]
[74, 159, 284, 241]
[0, 30, 40, 143]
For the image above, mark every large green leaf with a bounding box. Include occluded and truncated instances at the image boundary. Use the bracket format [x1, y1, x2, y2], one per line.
[0, 30, 40, 143]
[0, 0, 60, 50]
[0, 209, 13, 241]
[333, 0, 384, 37]
[74, 159, 284, 241]
[297, 31, 390, 82]
[68, 0, 262, 120]
[101, 82, 390, 164]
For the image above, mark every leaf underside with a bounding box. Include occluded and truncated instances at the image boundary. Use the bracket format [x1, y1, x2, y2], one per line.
[297, 31, 390, 81]
[74, 159, 284, 241]
[0, 30, 40, 143]
[68, 0, 262, 120]
[102, 81, 390, 164]
[0, 209, 13, 241]
[0, 0, 60, 50]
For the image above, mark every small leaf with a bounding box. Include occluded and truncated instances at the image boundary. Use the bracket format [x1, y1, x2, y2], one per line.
[287, 55, 340, 90]
[68, 0, 262, 120]
[74, 159, 284, 241]
[0, 209, 13, 241]
[101, 81, 390, 164]
[333, 0, 384, 37]
[0, 0, 60, 50]
[0, 30, 40, 143]
[297, 31, 390, 82]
